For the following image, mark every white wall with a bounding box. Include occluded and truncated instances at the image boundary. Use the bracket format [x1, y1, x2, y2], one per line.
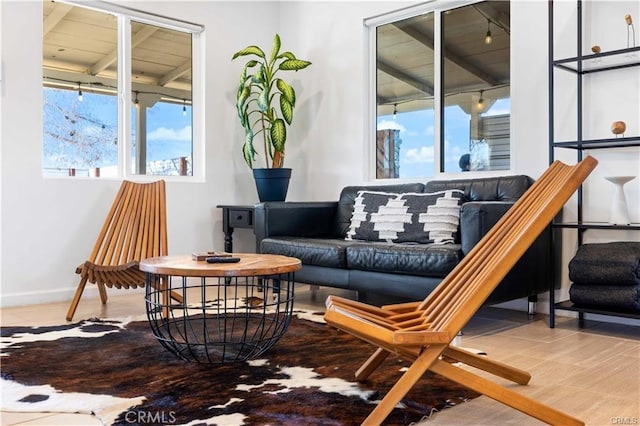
[1, 1, 638, 313]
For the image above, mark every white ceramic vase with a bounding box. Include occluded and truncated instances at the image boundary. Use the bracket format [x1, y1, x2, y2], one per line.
[604, 176, 636, 225]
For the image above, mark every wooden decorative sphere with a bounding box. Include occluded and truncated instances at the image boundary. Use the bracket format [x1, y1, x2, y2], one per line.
[611, 121, 626, 135]
[591, 45, 601, 54]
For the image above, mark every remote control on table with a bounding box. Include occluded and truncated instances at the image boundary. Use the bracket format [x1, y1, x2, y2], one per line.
[206, 256, 241, 263]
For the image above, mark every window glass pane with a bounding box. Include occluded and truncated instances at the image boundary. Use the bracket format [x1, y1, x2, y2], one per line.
[442, 2, 510, 173]
[42, 3, 118, 177]
[43, 88, 118, 176]
[376, 13, 435, 179]
[132, 101, 192, 175]
[130, 21, 193, 176]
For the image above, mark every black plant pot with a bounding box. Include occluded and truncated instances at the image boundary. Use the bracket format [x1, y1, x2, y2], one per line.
[253, 168, 292, 202]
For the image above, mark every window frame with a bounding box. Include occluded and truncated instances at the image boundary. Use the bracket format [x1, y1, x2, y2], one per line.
[364, 0, 512, 181]
[44, 0, 205, 181]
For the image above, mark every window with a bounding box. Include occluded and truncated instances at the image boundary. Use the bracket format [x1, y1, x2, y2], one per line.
[369, 1, 510, 179]
[42, 1, 202, 178]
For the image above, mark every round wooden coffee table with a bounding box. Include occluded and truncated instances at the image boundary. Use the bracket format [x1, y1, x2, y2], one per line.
[139, 253, 301, 363]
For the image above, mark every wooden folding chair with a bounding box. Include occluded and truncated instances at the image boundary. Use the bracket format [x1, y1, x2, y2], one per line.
[325, 157, 598, 426]
[66, 180, 182, 321]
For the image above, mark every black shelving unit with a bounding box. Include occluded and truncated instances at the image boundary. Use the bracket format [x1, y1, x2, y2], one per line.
[548, 0, 640, 327]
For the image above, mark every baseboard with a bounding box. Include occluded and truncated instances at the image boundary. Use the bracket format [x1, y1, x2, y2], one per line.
[494, 296, 640, 327]
[0, 286, 103, 308]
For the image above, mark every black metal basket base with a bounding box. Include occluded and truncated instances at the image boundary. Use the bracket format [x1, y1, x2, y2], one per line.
[145, 274, 295, 363]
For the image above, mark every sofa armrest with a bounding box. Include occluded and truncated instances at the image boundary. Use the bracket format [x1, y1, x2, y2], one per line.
[459, 201, 513, 255]
[254, 202, 339, 250]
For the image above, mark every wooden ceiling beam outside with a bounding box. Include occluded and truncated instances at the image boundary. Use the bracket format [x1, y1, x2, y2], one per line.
[392, 22, 500, 87]
[377, 60, 434, 97]
[89, 25, 159, 76]
[159, 59, 191, 86]
[43, 3, 73, 36]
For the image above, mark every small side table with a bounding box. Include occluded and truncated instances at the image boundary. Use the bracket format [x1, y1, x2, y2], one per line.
[217, 205, 256, 252]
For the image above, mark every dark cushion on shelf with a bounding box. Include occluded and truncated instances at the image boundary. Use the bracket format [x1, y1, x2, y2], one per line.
[345, 190, 464, 244]
[568, 242, 640, 286]
[345, 242, 463, 277]
[569, 283, 640, 312]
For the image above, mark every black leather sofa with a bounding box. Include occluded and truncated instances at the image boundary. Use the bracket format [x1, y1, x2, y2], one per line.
[254, 175, 552, 308]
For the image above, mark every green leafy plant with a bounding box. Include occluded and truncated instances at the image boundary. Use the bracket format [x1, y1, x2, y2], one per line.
[232, 34, 311, 169]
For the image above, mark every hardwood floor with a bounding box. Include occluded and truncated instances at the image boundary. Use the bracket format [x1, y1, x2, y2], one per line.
[1, 286, 638, 425]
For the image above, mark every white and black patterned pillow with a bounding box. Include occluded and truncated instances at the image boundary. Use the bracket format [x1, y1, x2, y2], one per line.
[345, 191, 400, 241]
[396, 191, 464, 243]
[345, 189, 464, 244]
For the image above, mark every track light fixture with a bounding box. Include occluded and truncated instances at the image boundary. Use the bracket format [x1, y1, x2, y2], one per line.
[77, 82, 83, 102]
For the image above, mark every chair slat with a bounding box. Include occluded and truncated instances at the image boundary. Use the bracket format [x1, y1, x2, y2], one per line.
[135, 184, 150, 260]
[151, 182, 160, 257]
[91, 182, 130, 265]
[101, 182, 136, 266]
[144, 184, 155, 258]
[120, 182, 143, 264]
[324, 308, 400, 349]
[159, 180, 168, 256]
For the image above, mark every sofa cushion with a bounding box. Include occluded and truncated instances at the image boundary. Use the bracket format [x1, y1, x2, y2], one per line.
[346, 190, 464, 244]
[346, 242, 463, 277]
[260, 237, 357, 268]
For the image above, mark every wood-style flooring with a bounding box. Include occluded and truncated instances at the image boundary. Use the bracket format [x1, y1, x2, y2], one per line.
[1, 286, 638, 426]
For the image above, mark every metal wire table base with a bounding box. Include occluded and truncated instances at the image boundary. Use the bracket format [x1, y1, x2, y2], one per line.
[145, 273, 295, 363]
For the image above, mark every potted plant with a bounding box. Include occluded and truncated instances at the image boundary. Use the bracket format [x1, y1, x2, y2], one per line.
[232, 34, 312, 201]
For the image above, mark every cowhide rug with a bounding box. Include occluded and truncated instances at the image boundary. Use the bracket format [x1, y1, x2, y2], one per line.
[1, 310, 479, 425]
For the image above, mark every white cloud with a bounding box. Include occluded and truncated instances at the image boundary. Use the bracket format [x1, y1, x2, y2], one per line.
[377, 119, 406, 132]
[404, 146, 434, 164]
[444, 138, 468, 163]
[424, 125, 434, 136]
[147, 126, 192, 142]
